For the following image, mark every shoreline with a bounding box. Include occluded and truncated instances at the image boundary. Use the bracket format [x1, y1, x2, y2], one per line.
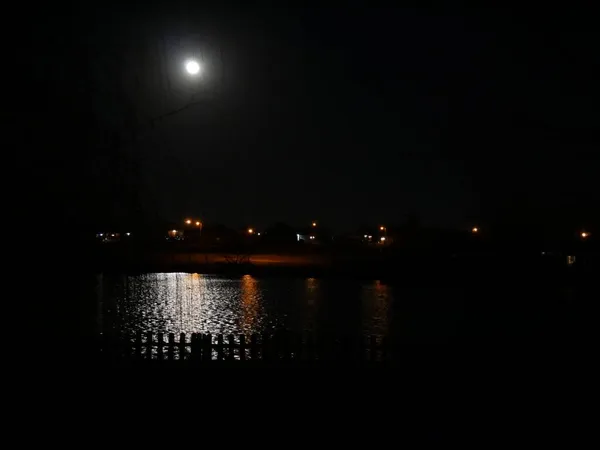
[53, 245, 596, 285]
[92, 258, 596, 288]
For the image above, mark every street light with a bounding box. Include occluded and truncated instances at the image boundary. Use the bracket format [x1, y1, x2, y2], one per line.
[196, 221, 201, 227]
[185, 60, 201, 75]
[472, 227, 479, 233]
[185, 219, 192, 225]
[312, 222, 317, 227]
[581, 231, 589, 239]
[248, 228, 254, 235]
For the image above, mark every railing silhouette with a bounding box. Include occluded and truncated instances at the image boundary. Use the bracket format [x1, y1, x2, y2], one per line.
[101, 331, 391, 363]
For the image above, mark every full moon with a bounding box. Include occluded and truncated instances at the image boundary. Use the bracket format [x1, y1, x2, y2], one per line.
[185, 60, 200, 75]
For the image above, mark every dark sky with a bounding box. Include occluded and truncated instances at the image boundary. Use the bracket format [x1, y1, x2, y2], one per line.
[26, 3, 599, 232]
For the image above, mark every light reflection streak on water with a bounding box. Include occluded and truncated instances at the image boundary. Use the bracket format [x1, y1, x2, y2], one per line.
[240, 275, 263, 334]
[360, 279, 391, 360]
[361, 280, 391, 337]
[304, 277, 320, 333]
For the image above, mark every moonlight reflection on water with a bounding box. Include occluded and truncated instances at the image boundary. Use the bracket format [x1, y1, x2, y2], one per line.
[95, 272, 580, 343]
[98, 273, 394, 339]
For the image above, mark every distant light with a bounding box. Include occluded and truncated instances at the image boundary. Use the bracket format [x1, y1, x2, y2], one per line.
[368, 235, 372, 239]
[172, 230, 177, 233]
[126, 232, 131, 236]
[248, 228, 254, 234]
[257, 232, 261, 236]
[310, 236, 315, 240]
[99, 233, 103, 237]
[297, 234, 300, 241]
[185, 219, 192, 225]
[380, 236, 386, 242]
[111, 234, 115, 237]
[472, 227, 478, 233]
[185, 60, 200, 75]
[364, 235, 368, 238]
[196, 221, 201, 226]
[380, 226, 385, 231]
[581, 232, 588, 239]
[312, 222, 317, 227]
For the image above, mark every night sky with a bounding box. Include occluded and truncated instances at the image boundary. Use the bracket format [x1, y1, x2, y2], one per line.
[25, 3, 599, 233]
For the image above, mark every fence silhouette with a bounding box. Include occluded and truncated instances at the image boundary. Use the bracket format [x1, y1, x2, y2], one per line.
[100, 331, 392, 364]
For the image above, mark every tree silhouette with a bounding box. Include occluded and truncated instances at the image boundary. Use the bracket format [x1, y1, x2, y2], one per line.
[40, 9, 226, 234]
[88, 26, 223, 229]
[264, 222, 297, 244]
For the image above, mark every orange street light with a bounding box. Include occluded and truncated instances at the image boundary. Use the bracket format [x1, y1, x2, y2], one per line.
[581, 231, 589, 239]
[380, 226, 385, 231]
[195, 221, 201, 226]
[472, 227, 478, 233]
[248, 228, 254, 234]
[185, 219, 192, 225]
[312, 222, 317, 227]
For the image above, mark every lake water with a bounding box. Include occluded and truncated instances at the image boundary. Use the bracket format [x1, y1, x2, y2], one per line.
[95, 272, 588, 344]
[98, 273, 397, 339]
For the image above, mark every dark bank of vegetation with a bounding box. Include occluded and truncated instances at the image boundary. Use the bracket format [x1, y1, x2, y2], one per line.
[58, 221, 596, 287]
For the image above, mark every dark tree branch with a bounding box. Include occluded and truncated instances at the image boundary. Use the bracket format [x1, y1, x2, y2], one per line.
[150, 94, 214, 126]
